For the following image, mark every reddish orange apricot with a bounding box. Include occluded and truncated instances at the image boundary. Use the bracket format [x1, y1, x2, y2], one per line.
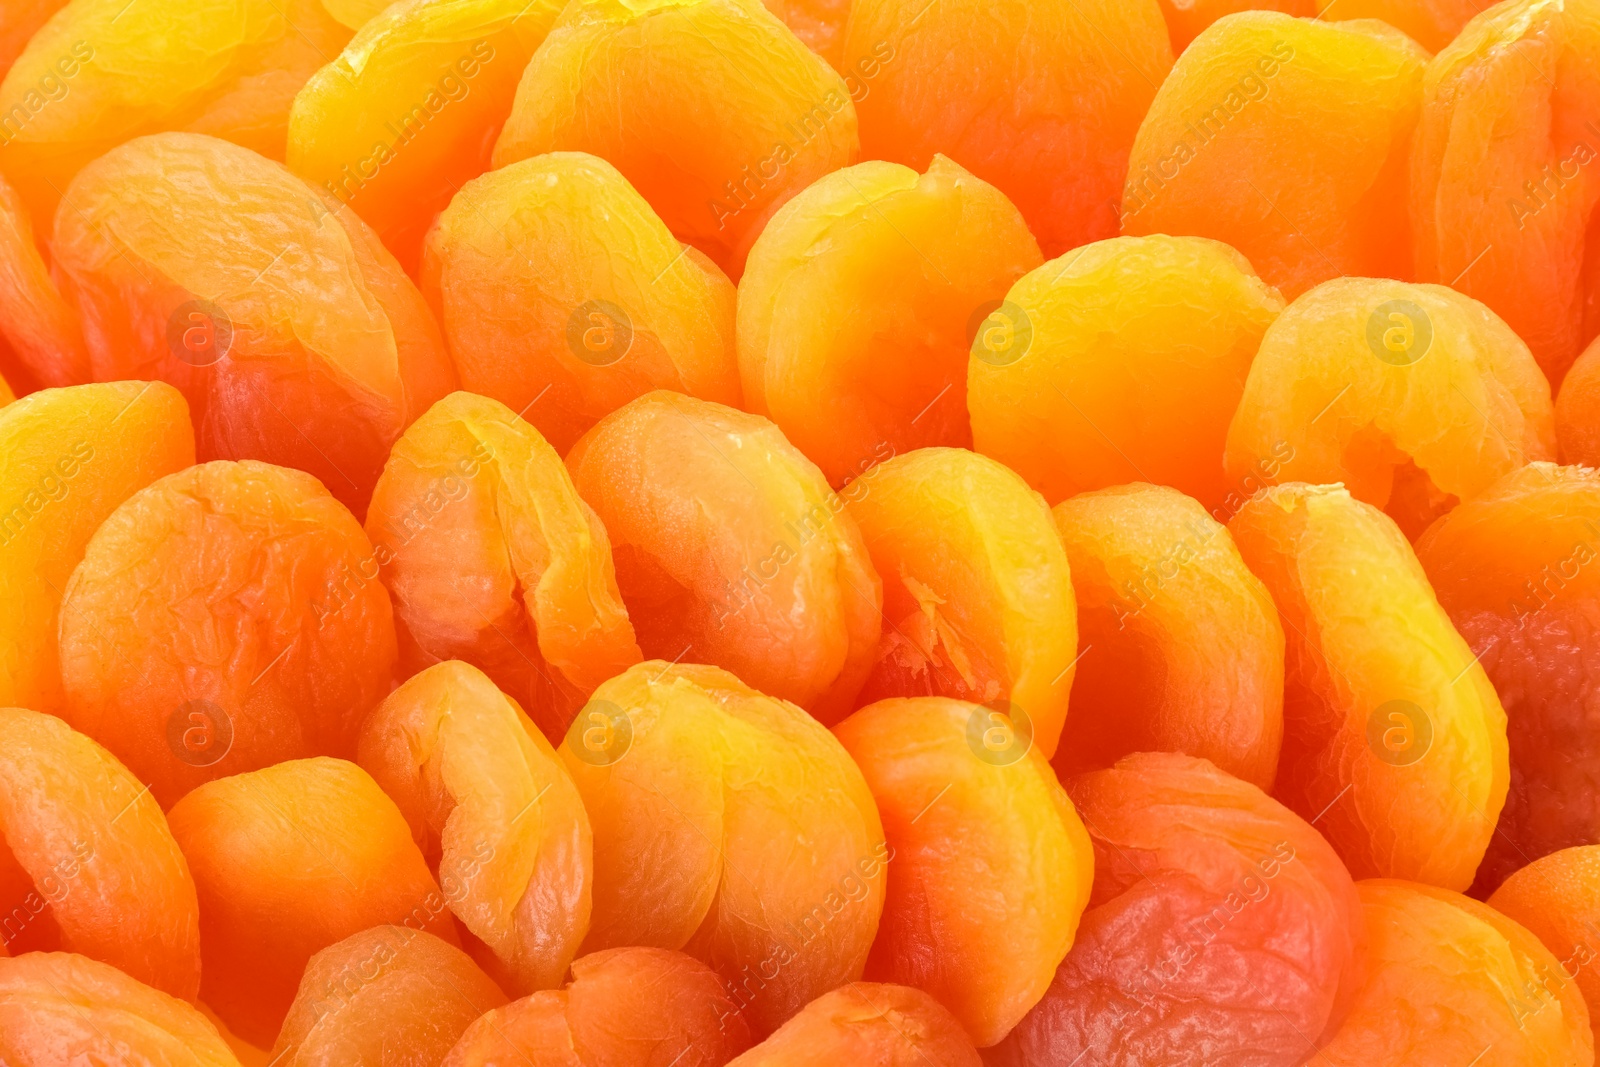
[759, 0, 848, 67]
[366, 392, 640, 739]
[0, 1, 69, 81]
[1488, 847, 1600, 1040]
[58, 460, 398, 807]
[1051, 483, 1284, 790]
[444, 947, 753, 1066]
[168, 758, 459, 1048]
[358, 661, 593, 996]
[1159, 1, 1315, 53]
[0, 169, 87, 390]
[726, 983, 981, 1067]
[0, 708, 200, 999]
[834, 697, 1094, 1046]
[565, 392, 880, 722]
[0, 370, 12, 406]
[1316, 0, 1479, 52]
[843, 448, 1077, 758]
[275, 926, 508, 1066]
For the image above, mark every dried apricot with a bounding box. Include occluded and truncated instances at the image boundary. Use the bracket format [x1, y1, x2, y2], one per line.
[169, 758, 458, 1047]
[561, 661, 885, 1036]
[275, 926, 508, 1066]
[288, 0, 561, 273]
[0, 168, 87, 390]
[0, 707, 200, 999]
[833, 696, 1093, 1046]
[565, 392, 880, 722]
[1558, 335, 1600, 466]
[1316, 0, 1479, 52]
[51, 132, 456, 517]
[1160, 1, 1315, 53]
[726, 983, 980, 1067]
[493, 0, 857, 278]
[366, 392, 640, 739]
[1051, 483, 1284, 790]
[1414, 462, 1600, 895]
[759, 0, 847, 68]
[358, 661, 593, 996]
[1488, 846, 1600, 1040]
[738, 157, 1040, 486]
[0, 370, 12, 406]
[1317, 879, 1593, 1066]
[1229, 483, 1508, 889]
[989, 752, 1365, 1067]
[420, 152, 740, 455]
[842, 448, 1077, 757]
[1225, 278, 1555, 540]
[0, 380, 194, 714]
[1123, 13, 1425, 299]
[968, 234, 1284, 512]
[443, 946, 753, 1067]
[58, 460, 397, 808]
[843, 0, 1171, 258]
[0, 1, 69, 82]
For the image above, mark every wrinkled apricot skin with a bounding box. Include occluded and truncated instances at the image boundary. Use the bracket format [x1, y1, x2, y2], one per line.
[760, 0, 848, 67]
[1229, 484, 1508, 890]
[1558, 334, 1600, 466]
[1414, 463, 1600, 896]
[727, 983, 981, 1067]
[0, 1, 69, 82]
[566, 392, 881, 722]
[444, 947, 753, 1067]
[1317, 0, 1479, 53]
[358, 661, 594, 996]
[366, 392, 640, 739]
[0, 952, 241, 1067]
[169, 758, 457, 1048]
[989, 753, 1365, 1067]
[0, 708, 201, 999]
[421, 152, 740, 456]
[844, 0, 1171, 259]
[739, 157, 1040, 486]
[58, 460, 398, 808]
[288, 0, 561, 273]
[968, 235, 1284, 512]
[52, 132, 456, 517]
[1225, 278, 1556, 540]
[494, 0, 858, 278]
[562, 662, 886, 1036]
[0, 380, 194, 714]
[1489, 847, 1600, 1039]
[276, 926, 508, 1067]
[1159, 1, 1315, 53]
[843, 448, 1077, 758]
[833, 697, 1094, 1047]
[1318, 880, 1593, 1066]
[1051, 483, 1285, 790]
[1124, 14, 1425, 299]
[0, 169, 87, 391]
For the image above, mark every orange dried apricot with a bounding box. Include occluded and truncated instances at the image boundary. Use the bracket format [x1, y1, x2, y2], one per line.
[0, 708, 200, 999]
[843, 0, 1171, 259]
[561, 661, 885, 1036]
[1159, 1, 1315, 54]
[1225, 278, 1556, 540]
[0, 380, 194, 713]
[443, 946, 753, 1067]
[275, 926, 508, 1066]
[1414, 463, 1600, 895]
[989, 752, 1365, 1067]
[0, 168, 87, 390]
[967, 234, 1284, 512]
[493, 0, 858, 279]
[726, 983, 980, 1067]
[833, 696, 1093, 1046]
[420, 152, 740, 456]
[57, 460, 397, 807]
[1229, 483, 1508, 889]
[51, 132, 456, 517]
[1051, 483, 1284, 790]
[1123, 13, 1425, 299]
[1316, 0, 1479, 52]
[357, 661, 593, 996]
[1488, 846, 1600, 1040]
[759, 0, 848, 68]
[366, 392, 640, 739]
[0, 1, 69, 82]
[738, 157, 1041, 486]
[168, 757, 459, 1048]
[1558, 334, 1600, 466]
[1317, 879, 1593, 1066]
[566, 391, 880, 722]
[0, 370, 12, 406]
[842, 448, 1077, 757]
